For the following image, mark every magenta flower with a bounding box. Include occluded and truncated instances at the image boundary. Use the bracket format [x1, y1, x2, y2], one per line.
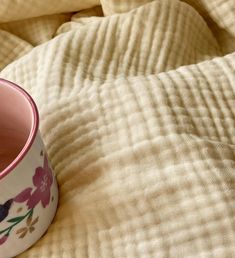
[26, 156, 53, 209]
[0, 235, 8, 246]
[14, 188, 32, 203]
[14, 155, 53, 209]
[0, 154, 54, 245]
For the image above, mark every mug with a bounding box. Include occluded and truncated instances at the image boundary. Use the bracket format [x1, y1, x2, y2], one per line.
[0, 78, 58, 258]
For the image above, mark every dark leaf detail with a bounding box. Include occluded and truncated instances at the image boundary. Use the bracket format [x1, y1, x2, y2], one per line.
[7, 216, 24, 223]
[0, 199, 13, 222]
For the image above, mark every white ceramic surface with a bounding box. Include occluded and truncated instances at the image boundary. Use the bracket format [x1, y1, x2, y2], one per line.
[0, 79, 58, 258]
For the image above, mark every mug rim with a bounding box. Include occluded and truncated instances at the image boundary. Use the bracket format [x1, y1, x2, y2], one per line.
[0, 78, 39, 180]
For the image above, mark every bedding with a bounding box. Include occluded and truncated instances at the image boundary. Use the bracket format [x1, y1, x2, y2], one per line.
[0, 0, 235, 257]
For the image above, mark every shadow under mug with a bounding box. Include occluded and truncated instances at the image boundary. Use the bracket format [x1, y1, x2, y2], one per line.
[0, 79, 58, 258]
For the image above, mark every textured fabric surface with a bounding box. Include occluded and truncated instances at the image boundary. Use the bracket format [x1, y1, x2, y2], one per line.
[0, 0, 235, 257]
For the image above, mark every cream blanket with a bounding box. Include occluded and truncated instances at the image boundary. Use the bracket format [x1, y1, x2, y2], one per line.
[0, 0, 235, 257]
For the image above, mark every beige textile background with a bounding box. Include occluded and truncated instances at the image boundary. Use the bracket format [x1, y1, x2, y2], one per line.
[0, 0, 234, 257]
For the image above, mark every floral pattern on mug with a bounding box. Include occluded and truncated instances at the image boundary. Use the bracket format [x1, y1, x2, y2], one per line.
[0, 152, 54, 246]
[0, 199, 13, 222]
[16, 216, 39, 238]
[15, 155, 53, 209]
[0, 235, 8, 245]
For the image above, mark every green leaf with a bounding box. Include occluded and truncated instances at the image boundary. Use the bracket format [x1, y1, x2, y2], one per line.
[7, 216, 24, 223]
[29, 209, 33, 217]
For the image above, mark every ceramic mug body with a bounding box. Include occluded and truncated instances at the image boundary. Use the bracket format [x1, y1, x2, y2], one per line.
[0, 79, 58, 258]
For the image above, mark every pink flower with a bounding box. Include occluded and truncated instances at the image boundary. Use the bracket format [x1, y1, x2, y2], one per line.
[14, 188, 32, 203]
[14, 155, 53, 209]
[0, 235, 8, 245]
[26, 156, 53, 209]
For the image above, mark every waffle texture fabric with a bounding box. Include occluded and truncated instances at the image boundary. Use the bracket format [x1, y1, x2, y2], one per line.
[0, 0, 235, 257]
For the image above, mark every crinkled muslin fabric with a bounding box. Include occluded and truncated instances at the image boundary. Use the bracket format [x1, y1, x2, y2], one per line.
[0, 0, 235, 257]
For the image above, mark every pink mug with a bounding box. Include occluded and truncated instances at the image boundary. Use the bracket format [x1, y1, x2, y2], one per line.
[0, 78, 58, 258]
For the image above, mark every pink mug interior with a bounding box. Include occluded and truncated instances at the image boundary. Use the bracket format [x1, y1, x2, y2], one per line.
[0, 79, 38, 176]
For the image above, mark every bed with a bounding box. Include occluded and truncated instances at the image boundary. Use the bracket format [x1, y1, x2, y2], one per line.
[0, 0, 235, 257]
